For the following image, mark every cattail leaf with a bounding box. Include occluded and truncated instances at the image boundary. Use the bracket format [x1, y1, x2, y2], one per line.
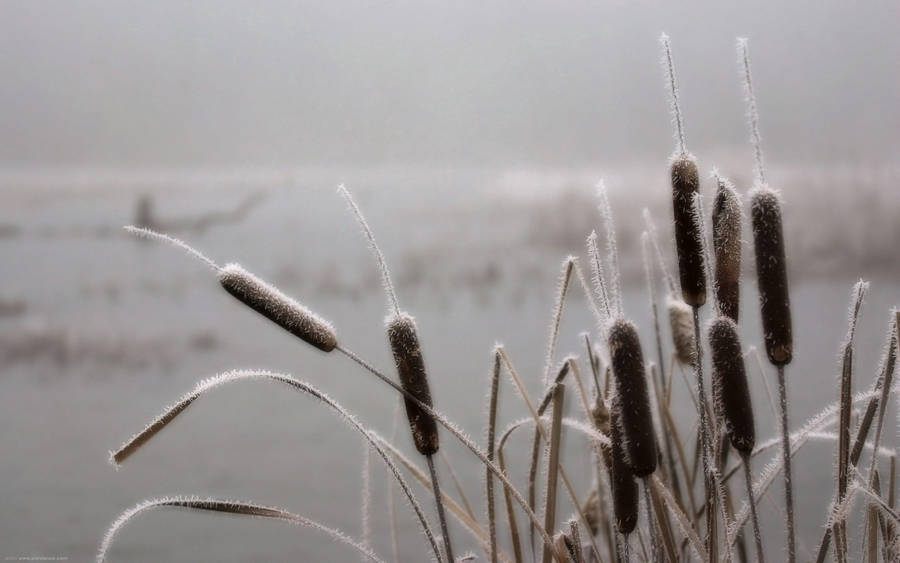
[98, 497, 384, 563]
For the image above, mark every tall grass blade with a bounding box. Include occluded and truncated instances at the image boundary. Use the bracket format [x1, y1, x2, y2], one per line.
[98, 497, 384, 563]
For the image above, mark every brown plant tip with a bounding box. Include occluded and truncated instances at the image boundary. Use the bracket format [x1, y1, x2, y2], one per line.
[608, 319, 657, 477]
[750, 187, 793, 365]
[708, 317, 755, 455]
[609, 404, 639, 535]
[667, 296, 695, 365]
[386, 312, 439, 456]
[712, 176, 742, 322]
[671, 154, 707, 307]
[218, 264, 337, 352]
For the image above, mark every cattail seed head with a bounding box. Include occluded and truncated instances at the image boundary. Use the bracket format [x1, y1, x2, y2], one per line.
[608, 319, 657, 477]
[712, 176, 742, 322]
[609, 402, 639, 535]
[708, 317, 755, 455]
[667, 296, 695, 365]
[386, 312, 439, 456]
[750, 187, 793, 365]
[218, 264, 337, 352]
[671, 153, 707, 307]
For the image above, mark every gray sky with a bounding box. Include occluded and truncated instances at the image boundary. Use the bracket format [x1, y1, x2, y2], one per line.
[1, 1, 897, 169]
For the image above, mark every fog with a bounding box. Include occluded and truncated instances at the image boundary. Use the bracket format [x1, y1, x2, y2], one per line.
[2, 4, 899, 561]
[1, 1, 898, 171]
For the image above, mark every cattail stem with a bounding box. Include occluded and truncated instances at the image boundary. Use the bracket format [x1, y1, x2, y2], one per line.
[777, 364, 796, 562]
[427, 454, 454, 563]
[660, 33, 686, 155]
[692, 306, 717, 560]
[596, 183, 622, 317]
[485, 350, 502, 563]
[337, 184, 401, 316]
[738, 38, 766, 186]
[334, 345, 561, 560]
[641, 480, 661, 562]
[388, 401, 402, 562]
[742, 456, 766, 563]
[541, 384, 565, 563]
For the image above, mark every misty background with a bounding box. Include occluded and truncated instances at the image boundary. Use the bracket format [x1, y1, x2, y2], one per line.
[1, 1, 899, 170]
[1, 2, 899, 561]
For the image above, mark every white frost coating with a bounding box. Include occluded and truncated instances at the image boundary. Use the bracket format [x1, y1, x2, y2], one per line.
[337, 184, 401, 315]
[542, 257, 574, 386]
[571, 259, 606, 331]
[123, 225, 220, 271]
[690, 192, 715, 313]
[667, 297, 695, 365]
[596, 182, 622, 318]
[587, 231, 612, 318]
[360, 445, 373, 561]
[738, 38, 767, 187]
[659, 33, 687, 155]
[97, 496, 384, 563]
[642, 209, 677, 296]
[728, 384, 897, 546]
[108, 369, 441, 561]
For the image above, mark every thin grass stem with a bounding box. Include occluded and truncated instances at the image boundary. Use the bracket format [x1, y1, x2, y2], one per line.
[336, 184, 400, 315]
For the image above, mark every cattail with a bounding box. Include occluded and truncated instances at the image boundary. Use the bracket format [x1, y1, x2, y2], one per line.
[667, 296, 695, 365]
[609, 402, 639, 535]
[712, 175, 743, 322]
[750, 187, 792, 365]
[708, 317, 755, 455]
[386, 312, 439, 456]
[671, 154, 707, 307]
[218, 263, 337, 352]
[608, 319, 657, 477]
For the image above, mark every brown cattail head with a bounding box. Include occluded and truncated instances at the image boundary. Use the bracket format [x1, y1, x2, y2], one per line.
[386, 312, 439, 456]
[671, 153, 707, 307]
[608, 319, 657, 477]
[609, 402, 639, 535]
[750, 187, 793, 365]
[667, 296, 695, 365]
[708, 317, 755, 455]
[712, 176, 742, 322]
[218, 264, 337, 352]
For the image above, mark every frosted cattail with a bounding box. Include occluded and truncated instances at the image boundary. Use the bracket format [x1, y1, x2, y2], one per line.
[712, 175, 742, 322]
[386, 312, 439, 456]
[671, 154, 707, 307]
[667, 296, 695, 365]
[708, 317, 755, 455]
[608, 319, 657, 477]
[750, 187, 792, 365]
[609, 402, 639, 535]
[218, 264, 337, 352]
